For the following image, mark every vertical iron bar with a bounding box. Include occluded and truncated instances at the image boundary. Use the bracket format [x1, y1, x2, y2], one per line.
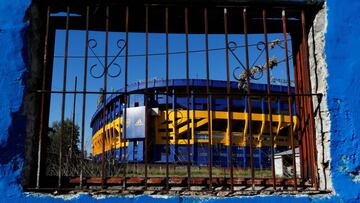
[123, 5, 129, 188]
[292, 44, 305, 180]
[282, 9, 297, 190]
[204, 7, 213, 191]
[301, 43, 311, 182]
[58, 6, 70, 188]
[185, 7, 191, 189]
[297, 47, 309, 180]
[262, 9, 276, 190]
[80, 5, 90, 188]
[224, 8, 234, 191]
[144, 5, 149, 188]
[191, 90, 196, 179]
[109, 104, 114, 159]
[36, 5, 50, 189]
[70, 76, 77, 160]
[296, 16, 307, 184]
[101, 5, 110, 188]
[301, 10, 318, 190]
[224, 7, 233, 191]
[243, 8, 255, 190]
[298, 27, 310, 185]
[165, 7, 170, 190]
[112, 101, 116, 163]
[118, 98, 122, 163]
[173, 89, 178, 174]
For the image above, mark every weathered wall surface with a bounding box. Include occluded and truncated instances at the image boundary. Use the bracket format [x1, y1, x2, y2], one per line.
[0, 0, 31, 198]
[308, 5, 332, 191]
[0, 0, 360, 202]
[324, 0, 360, 201]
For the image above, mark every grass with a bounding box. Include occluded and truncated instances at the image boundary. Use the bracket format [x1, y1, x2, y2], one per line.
[46, 155, 275, 178]
[125, 164, 273, 178]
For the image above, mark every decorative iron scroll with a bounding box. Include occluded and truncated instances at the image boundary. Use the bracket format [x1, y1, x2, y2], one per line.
[88, 39, 126, 79]
[229, 39, 292, 89]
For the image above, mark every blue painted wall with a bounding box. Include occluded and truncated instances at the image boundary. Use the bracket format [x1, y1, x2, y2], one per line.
[0, 0, 359, 202]
[325, 0, 360, 202]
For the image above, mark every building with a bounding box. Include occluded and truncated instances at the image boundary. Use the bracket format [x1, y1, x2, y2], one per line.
[90, 79, 297, 168]
[274, 148, 301, 177]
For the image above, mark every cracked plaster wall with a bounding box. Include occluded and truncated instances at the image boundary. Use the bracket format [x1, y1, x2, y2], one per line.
[0, 0, 360, 202]
[308, 4, 332, 191]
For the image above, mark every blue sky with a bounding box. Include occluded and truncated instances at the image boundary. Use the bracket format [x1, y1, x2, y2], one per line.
[49, 30, 293, 154]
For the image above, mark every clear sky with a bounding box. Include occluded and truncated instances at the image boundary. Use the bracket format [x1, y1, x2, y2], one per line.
[49, 29, 293, 155]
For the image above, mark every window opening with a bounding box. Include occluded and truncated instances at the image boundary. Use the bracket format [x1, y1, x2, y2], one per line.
[29, 1, 324, 195]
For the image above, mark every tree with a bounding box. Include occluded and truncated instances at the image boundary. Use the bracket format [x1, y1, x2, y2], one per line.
[47, 119, 80, 158]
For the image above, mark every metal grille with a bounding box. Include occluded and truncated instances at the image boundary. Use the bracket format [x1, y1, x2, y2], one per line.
[29, 0, 324, 194]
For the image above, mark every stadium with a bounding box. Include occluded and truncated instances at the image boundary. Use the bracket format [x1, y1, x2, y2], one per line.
[91, 79, 298, 169]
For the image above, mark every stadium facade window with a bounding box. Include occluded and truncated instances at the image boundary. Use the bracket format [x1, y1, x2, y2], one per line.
[25, 0, 328, 195]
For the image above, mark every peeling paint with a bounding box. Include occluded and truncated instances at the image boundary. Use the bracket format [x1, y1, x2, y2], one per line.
[349, 167, 360, 182]
[325, 0, 360, 202]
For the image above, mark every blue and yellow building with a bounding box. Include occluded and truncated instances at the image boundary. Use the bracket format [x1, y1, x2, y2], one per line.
[91, 79, 298, 168]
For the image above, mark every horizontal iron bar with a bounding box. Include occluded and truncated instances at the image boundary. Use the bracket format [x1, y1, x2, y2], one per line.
[53, 39, 292, 59]
[34, 89, 322, 97]
[47, 0, 324, 8]
[29, 176, 310, 186]
[25, 187, 330, 195]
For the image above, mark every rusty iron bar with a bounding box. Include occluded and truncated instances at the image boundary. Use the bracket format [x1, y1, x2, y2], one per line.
[301, 11, 318, 190]
[297, 22, 313, 185]
[301, 10, 318, 190]
[173, 89, 178, 176]
[292, 47, 305, 181]
[36, 89, 321, 97]
[118, 97, 122, 163]
[36, 5, 51, 189]
[262, 9, 276, 191]
[299, 47, 310, 181]
[123, 5, 129, 189]
[118, 97, 123, 163]
[191, 90, 196, 178]
[55, 39, 291, 59]
[282, 9, 298, 191]
[80, 5, 90, 189]
[109, 104, 114, 159]
[299, 44, 312, 181]
[58, 6, 70, 188]
[204, 7, 213, 191]
[243, 8, 255, 190]
[191, 90, 196, 177]
[101, 5, 110, 188]
[112, 101, 116, 163]
[185, 6, 191, 190]
[296, 15, 309, 184]
[165, 6, 170, 191]
[70, 76, 77, 160]
[298, 28, 310, 183]
[293, 45, 306, 180]
[61, 176, 307, 187]
[144, 5, 149, 188]
[30, 176, 313, 191]
[112, 103, 116, 157]
[223, 7, 234, 191]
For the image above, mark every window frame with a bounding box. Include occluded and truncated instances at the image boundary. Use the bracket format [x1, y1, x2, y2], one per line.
[25, 0, 325, 194]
